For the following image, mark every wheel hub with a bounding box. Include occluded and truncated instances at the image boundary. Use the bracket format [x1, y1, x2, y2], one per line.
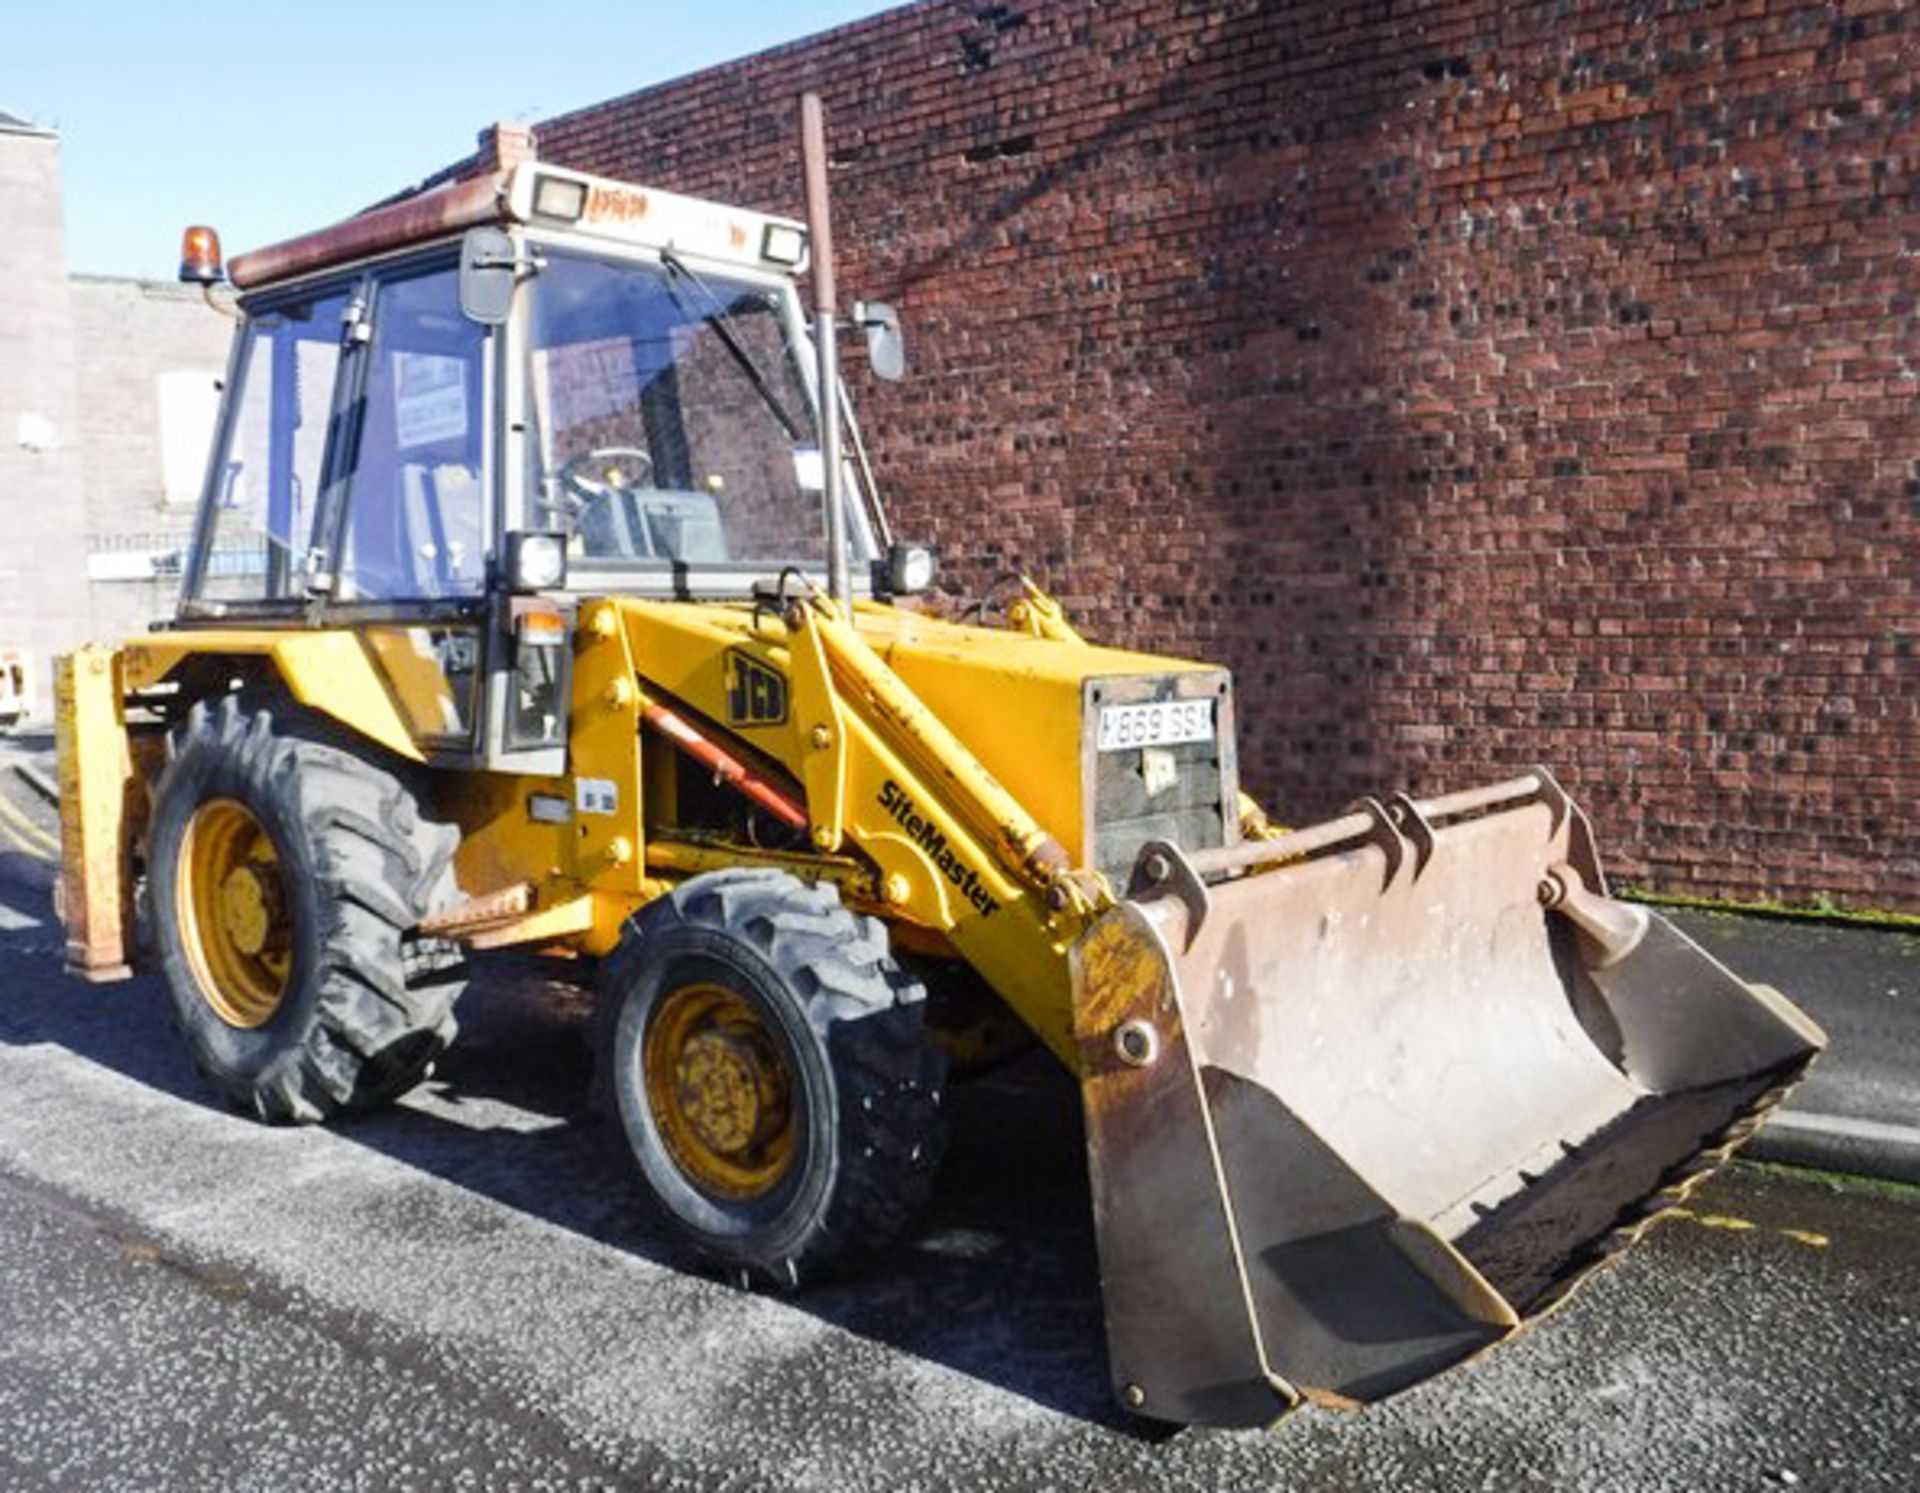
[645, 982, 795, 1199]
[676, 1028, 784, 1156]
[218, 861, 280, 957]
[177, 798, 291, 1029]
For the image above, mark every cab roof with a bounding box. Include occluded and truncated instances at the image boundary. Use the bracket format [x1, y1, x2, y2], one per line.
[228, 161, 810, 291]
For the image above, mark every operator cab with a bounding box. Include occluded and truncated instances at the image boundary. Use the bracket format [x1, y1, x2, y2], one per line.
[173, 159, 904, 775]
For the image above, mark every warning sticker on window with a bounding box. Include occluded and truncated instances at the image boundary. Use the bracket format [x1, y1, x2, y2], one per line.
[394, 352, 468, 448]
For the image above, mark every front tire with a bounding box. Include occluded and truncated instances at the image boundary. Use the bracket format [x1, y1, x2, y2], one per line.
[600, 869, 947, 1287]
[148, 697, 466, 1122]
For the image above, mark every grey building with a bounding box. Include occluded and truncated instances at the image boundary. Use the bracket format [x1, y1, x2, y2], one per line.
[0, 109, 229, 725]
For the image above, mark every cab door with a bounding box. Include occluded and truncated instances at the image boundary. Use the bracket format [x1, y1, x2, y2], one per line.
[301, 248, 534, 770]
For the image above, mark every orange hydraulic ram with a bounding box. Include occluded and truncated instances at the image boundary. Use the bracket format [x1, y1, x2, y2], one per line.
[639, 699, 810, 831]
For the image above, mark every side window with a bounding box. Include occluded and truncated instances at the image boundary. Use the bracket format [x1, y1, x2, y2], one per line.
[335, 265, 488, 601]
[196, 288, 348, 601]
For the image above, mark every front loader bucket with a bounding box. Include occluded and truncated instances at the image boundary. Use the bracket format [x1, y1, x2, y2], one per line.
[1070, 770, 1824, 1429]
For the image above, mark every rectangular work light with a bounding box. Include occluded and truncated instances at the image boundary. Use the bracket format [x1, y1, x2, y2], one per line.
[761, 222, 807, 267]
[531, 174, 588, 222]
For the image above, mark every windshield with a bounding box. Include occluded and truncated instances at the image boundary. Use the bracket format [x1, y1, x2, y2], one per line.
[524, 248, 865, 578]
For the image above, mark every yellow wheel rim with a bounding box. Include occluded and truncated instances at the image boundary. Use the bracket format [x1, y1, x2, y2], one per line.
[643, 982, 795, 1200]
[177, 797, 292, 1029]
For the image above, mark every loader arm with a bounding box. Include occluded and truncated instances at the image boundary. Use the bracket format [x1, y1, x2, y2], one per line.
[607, 593, 1101, 1062]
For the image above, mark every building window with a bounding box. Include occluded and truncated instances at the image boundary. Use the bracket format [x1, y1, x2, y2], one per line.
[156, 367, 222, 508]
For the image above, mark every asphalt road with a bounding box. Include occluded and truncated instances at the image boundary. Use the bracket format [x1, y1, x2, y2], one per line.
[1, 743, 1918, 1489]
[1668, 908, 1920, 1179]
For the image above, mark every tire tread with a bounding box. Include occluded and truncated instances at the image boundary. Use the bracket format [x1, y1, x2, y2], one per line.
[152, 697, 465, 1123]
[602, 869, 947, 1286]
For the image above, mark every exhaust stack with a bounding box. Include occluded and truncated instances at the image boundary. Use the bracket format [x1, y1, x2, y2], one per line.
[799, 92, 852, 605]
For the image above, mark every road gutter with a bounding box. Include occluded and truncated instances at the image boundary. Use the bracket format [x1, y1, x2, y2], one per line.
[1746, 1111, 1920, 1188]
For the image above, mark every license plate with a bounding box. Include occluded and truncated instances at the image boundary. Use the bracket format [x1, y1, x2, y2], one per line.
[1097, 698, 1214, 753]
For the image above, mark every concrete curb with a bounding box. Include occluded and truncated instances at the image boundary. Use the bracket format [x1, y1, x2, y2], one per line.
[1745, 1112, 1920, 1188]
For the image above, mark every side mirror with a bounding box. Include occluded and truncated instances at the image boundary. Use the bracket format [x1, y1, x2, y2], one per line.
[460, 226, 518, 325]
[852, 300, 905, 381]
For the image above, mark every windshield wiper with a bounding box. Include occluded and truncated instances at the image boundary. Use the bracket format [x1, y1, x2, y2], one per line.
[658, 248, 807, 443]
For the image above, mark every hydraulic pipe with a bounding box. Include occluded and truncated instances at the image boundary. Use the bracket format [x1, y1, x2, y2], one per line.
[799, 92, 852, 606]
[640, 699, 811, 831]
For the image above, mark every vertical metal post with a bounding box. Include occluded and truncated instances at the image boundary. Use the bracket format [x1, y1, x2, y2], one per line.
[800, 92, 851, 605]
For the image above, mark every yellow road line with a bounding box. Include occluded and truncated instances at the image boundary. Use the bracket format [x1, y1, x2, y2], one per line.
[0, 791, 57, 857]
[1666, 1207, 1830, 1250]
[0, 815, 51, 862]
[0, 792, 58, 853]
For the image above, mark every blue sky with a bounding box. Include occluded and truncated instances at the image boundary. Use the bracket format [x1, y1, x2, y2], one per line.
[8, 2, 900, 279]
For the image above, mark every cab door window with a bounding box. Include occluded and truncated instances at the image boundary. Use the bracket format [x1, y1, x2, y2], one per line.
[334, 263, 488, 601]
[192, 286, 350, 602]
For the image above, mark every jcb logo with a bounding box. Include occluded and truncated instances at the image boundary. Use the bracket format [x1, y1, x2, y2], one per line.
[726, 650, 788, 727]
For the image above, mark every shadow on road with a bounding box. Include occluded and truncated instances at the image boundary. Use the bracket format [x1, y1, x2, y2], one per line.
[0, 865, 1129, 1429]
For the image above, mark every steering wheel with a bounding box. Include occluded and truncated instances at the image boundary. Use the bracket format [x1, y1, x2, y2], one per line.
[555, 446, 655, 511]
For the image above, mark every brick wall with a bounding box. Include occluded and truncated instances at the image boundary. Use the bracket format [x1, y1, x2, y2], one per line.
[524, 0, 1918, 911]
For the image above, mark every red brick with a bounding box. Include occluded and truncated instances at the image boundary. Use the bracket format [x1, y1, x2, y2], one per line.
[494, 0, 1919, 915]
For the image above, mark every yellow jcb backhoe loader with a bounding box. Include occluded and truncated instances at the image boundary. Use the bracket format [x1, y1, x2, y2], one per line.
[55, 97, 1823, 1429]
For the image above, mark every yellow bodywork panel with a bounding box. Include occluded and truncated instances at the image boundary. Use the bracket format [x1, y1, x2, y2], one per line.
[123, 631, 426, 763]
[854, 604, 1210, 870]
[435, 769, 578, 930]
[362, 625, 479, 741]
[568, 604, 647, 897]
[617, 598, 1206, 870]
[433, 607, 652, 951]
[55, 646, 136, 982]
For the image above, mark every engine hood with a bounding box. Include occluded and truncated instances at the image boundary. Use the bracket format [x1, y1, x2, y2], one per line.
[607, 594, 1236, 875]
[848, 604, 1234, 875]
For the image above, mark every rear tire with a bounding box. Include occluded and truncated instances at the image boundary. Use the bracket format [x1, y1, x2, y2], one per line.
[599, 869, 947, 1287]
[147, 696, 466, 1122]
